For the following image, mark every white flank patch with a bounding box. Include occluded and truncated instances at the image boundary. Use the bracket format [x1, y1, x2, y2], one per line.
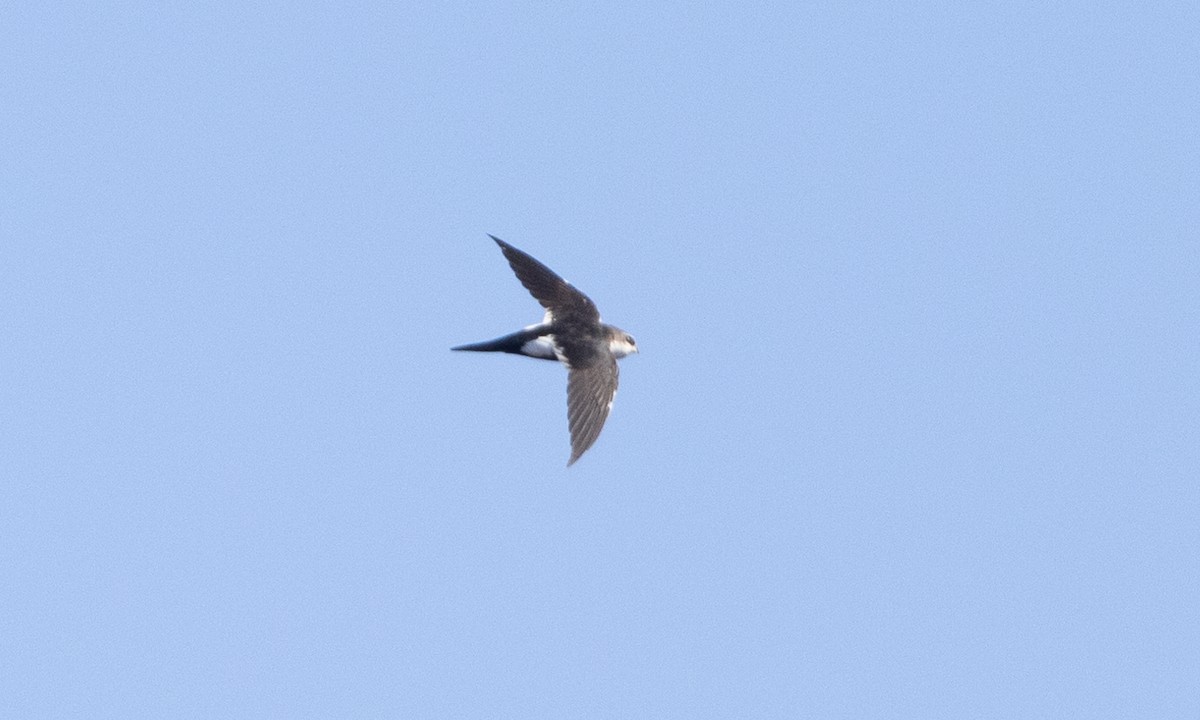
[521, 336, 561, 360]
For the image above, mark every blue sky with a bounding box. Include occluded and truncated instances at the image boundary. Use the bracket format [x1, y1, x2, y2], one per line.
[3, 2, 1198, 717]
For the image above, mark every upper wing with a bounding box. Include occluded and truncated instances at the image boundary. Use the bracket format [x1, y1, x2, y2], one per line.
[566, 353, 619, 466]
[490, 235, 600, 324]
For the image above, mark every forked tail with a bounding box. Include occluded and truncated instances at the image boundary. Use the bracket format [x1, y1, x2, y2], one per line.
[451, 333, 527, 353]
[451, 326, 557, 360]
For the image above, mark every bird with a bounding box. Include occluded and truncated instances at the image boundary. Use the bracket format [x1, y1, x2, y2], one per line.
[453, 235, 638, 466]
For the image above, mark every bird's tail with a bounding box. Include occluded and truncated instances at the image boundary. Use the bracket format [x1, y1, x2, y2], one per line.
[451, 325, 557, 359]
[451, 332, 528, 354]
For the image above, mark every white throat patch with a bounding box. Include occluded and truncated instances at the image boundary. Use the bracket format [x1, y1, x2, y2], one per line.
[609, 338, 638, 359]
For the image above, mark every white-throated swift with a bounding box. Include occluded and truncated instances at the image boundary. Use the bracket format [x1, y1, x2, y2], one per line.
[453, 235, 638, 466]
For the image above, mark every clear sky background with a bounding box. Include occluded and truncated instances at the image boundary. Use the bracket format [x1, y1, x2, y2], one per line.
[3, 2, 1197, 718]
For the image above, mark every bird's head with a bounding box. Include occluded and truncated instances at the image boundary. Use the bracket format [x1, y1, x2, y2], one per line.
[608, 329, 638, 358]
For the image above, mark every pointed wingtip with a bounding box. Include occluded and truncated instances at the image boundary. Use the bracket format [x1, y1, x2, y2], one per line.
[488, 233, 506, 247]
